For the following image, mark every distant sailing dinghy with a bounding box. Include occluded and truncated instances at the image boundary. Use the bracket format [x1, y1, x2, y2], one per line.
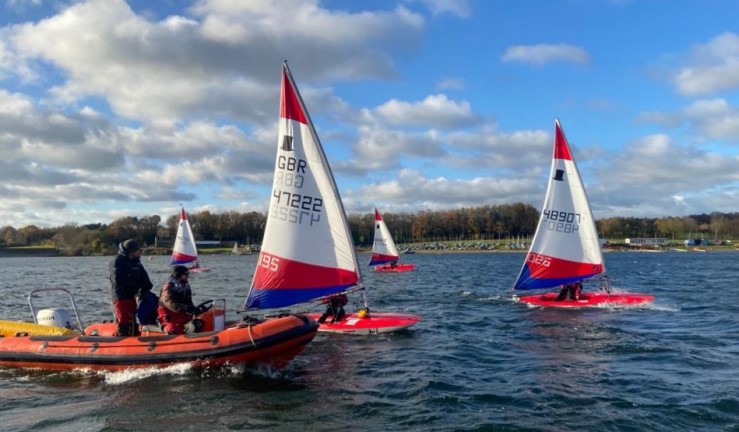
[513, 120, 654, 308]
[245, 62, 420, 334]
[370, 208, 415, 272]
[171, 206, 210, 273]
[232, 242, 242, 255]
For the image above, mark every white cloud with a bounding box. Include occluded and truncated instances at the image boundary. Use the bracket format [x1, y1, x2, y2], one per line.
[591, 134, 739, 216]
[5, 0, 425, 126]
[672, 32, 739, 96]
[406, 0, 472, 18]
[502, 43, 590, 66]
[436, 77, 465, 90]
[346, 169, 542, 212]
[363, 94, 481, 128]
[639, 98, 739, 141]
[335, 126, 446, 175]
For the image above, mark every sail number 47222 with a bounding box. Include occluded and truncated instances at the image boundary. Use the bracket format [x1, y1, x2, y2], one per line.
[270, 190, 323, 226]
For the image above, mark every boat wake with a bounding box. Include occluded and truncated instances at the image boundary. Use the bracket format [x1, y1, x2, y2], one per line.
[99, 363, 194, 384]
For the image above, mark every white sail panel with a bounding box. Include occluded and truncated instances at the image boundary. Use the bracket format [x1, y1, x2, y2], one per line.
[514, 119, 603, 290]
[246, 64, 359, 309]
[171, 207, 198, 266]
[369, 208, 400, 266]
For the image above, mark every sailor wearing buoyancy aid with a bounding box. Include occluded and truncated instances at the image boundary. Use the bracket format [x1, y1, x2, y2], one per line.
[109, 239, 153, 336]
[157, 266, 205, 334]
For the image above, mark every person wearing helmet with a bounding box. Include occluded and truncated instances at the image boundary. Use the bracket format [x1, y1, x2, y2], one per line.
[318, 294, 348, 324]
[555, 281, 582, 301]
[157, 265, 207, 334]
[108, 239, 153, 336]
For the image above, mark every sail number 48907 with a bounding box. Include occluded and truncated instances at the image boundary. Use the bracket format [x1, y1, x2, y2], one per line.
[542, 209, 580, 233]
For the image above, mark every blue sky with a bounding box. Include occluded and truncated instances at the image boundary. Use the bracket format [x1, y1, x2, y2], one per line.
[0, 0, 738, 227]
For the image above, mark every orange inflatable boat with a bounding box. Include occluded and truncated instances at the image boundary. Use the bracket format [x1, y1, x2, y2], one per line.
[0, 289, 318, 372]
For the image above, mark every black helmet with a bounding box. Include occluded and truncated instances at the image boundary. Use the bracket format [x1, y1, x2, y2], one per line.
[121, 239, 141, 253]
[172, 265, 190, 278]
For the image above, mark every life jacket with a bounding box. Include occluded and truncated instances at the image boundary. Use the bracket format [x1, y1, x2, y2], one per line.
[137, 291, 160, 325]
[157, 278, 194, 334]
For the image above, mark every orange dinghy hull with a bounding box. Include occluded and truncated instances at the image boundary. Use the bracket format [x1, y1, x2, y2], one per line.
[0, 314, 318, 372]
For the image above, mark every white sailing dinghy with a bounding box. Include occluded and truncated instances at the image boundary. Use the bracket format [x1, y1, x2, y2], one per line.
[513, 119, 653, 307]
[170, 206, 209, 273]
[244, 62, 420, 334]
[369, 208, 415, 272]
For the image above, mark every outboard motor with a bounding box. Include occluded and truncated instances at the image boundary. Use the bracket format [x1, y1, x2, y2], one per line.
[36, 308, 73, 329]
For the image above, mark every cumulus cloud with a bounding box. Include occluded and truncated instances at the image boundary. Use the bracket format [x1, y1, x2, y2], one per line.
[502, 43, 590, 66]
[5, 0, 425, 126]
[591, 134, 739, 216]
[406, 0, 472, 18]
[639, 98, 739, 141]
[1, 0, 737, 228]
[672, 32, 739, 96]
[344, 169, 542, 213]
[361, 94, 481, 128]
[0, 0, 432, 226]
[335, 126, 446, 175]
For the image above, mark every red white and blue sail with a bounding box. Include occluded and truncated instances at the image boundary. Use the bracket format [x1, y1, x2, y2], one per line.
[369, 208, 400, 266]
[514, 119, 604, 290]
[245, 63, 360, 310]
[170, 207, 199, 266]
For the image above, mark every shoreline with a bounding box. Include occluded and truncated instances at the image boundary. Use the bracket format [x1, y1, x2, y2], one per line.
[1, 247, 737, 258]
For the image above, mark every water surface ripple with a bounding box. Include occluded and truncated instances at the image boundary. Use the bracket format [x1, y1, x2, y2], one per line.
[0, 252, 738, 431]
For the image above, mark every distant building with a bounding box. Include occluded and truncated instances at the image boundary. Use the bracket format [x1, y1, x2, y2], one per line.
[625, 238, 669, 246]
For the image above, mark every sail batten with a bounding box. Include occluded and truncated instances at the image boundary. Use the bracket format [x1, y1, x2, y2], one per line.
[514, 119, 604, 290]
[245, 62, 361, 310]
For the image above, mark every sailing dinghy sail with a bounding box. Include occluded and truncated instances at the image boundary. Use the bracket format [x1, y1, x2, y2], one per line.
[245, 62, 420, 334]
[171, 206, 209, 272]
[369, 208, 415, 272]
[513, 119, 653, 307]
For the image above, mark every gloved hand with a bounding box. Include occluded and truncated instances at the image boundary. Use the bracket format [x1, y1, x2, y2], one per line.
[193, 305, 207, 316]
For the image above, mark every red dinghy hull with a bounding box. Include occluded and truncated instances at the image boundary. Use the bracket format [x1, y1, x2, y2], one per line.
[516, 292, 654, 308]
[373, 263, 415, 273]
[307, 312, 421, 335]
[189, 267, 210, 273]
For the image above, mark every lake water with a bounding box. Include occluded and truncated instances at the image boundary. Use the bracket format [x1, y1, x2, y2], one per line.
[0, 251, 738, 431]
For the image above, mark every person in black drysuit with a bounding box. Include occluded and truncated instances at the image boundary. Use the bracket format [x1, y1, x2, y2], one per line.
[108, 239, 153, 336]
[555, 281, 582, 301]
[318, 294, 348, 324]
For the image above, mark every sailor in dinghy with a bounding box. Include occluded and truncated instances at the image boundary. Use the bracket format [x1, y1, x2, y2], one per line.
[243, 62, 420, 334]
[513, 119, 654, 308]
[369, 208, 416, 273]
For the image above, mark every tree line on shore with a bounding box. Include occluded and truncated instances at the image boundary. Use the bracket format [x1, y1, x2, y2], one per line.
[1, 205, 738, 255]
